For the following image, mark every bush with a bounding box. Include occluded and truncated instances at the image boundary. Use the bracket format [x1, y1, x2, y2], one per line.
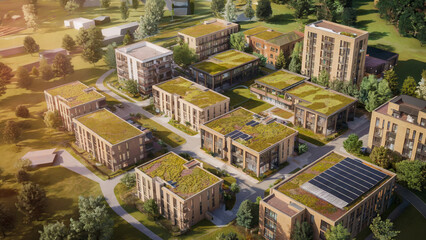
[298, 143, 308, 154]
[2, 120, 21, 143]
[44, 110, 62, 129]
[178, 152, 192, 160]
[16, 66, 32, 88]
[16, 169, 30, 183]
[120, 173, 136, 188]
[15, 105, 30, 118]
[343, 133, 362, 154]
[395, 160, 426, 191]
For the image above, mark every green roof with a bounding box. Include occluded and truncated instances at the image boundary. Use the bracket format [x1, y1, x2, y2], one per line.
[75, 109, 143, 145]
[267, 31, 303, 46]
[46, 81, 104, 107]
[204, 108, 296, 152]
[253, 30, 284, 41]
[243, 26, 270, 36]
[192, 50, 258, 75]
[286, 82, 355, 116]
[179, 22, 227, 38]
[256, 70, 305, 90]
[140, 152, 220, 199]
[156, 77, 228, 108]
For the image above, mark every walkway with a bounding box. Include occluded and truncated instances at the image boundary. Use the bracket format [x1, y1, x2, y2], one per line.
[396, 184, 426, 219]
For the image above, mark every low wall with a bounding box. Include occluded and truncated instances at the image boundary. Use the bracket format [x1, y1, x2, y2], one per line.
[0, 45, 25, 57]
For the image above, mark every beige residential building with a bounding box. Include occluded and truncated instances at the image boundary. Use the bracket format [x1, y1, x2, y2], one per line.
[368, 95, 426, 161]
[135, 152, 223, 230]
[259, 151, 396, 240]
[73, 109, 154, 171]
[301, 20, 369, 85]
[153, 77, 230, 131]
[200, 107, 298, 178]
[178, 19, 239, 60]
[115, 41, 173, 94]
[44, 81, 106, 132]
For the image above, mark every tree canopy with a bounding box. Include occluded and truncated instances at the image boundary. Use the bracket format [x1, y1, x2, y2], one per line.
[395, 160, 426, 191]
[0, 62, 13, 97]
[236, 200, 256, 229]
[256, 0, 272, 20]
[343, 133, 362, 154]
[325, 224, 350, 240]
[173, 43, 197, 68]
[103, 43, 117, 68]
[401, 76, 417, 97]
[52, 53, 74, 78]
[230, 32, 247, 52]
[370, 214, 400, 240]
[23, 36, 39, 54]
[244, 0, 255, 20]
[15, 182, 47, 223]
[290, 221, 313, 240]
[211, 0, 225, 17]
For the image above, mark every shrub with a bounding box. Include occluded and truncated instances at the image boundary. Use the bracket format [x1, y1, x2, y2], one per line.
[298, 143, 308, 154]
[343, 133, 362, 154]
[16, 168, 30, 183]
[15, 105, 30, 118]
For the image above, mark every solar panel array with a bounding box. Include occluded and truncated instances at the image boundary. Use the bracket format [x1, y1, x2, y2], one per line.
[245, 120, 259, 127]
[226, 130, 253, 141]
[301, 157, 388, 209]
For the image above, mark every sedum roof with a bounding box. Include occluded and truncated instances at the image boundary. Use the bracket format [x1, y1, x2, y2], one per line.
[243, 26, 270, 36]
[139, 152, 220, 199]
[204, 108, 296, 152]
[267, 31, 303, 46]
[46, 81, 104, 107]
[179, 22, 228, 38]
[156, 77, 228, 108]
[286, 82, 356, 116]
[253, 30, 284, 41]
[192, 50, 258, 75]
[75, 109, 143, 145]
[256, 70, 305, 90]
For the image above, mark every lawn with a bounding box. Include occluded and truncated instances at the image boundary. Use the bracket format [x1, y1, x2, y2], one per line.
[294, 126, 328, 146]
[135, 116, 186, 148]
[224, 83, 273, 113]
[393, 205, 426, 239]
[105, 73, 143, 102]
[169, 119, 199, 136]
[271, 107, 294, 119]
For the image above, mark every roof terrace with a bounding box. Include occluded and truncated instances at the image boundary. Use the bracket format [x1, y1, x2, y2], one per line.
[46, 81, 104, 107]
[308, 20, 367, 37]
[255, 70, 306, 90]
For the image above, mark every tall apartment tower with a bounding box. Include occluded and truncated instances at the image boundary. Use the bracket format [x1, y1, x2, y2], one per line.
[301, 20, 369, 85]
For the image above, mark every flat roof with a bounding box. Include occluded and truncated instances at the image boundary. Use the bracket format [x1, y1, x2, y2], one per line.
[21, 149, 57, 167]
[253, 30, 283, 41]
[204, 108, 296, 152]
[139, 152, 220, 199]
[276, 152, 393, 221]
[116, 41, 171, 61]
[191, 50, 258, 75]
[308, 20, 367, 37]
[255, 70, 306, 90]
[179, 20, 233, 38]
[45, 81, 104, 107]
[74, 109, 144, 145]
[155, 77, 228, 108]
[367, 46, 398, 61]
[267, 31, 303, 46]
[264, 194, 299, 217]
[243, 26, 270, 36]
[286, 82, 356, 116]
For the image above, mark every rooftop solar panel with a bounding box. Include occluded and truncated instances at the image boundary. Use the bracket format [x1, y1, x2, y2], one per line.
[252, 122, 259, 127]
[301, 157, 388, 209]
[246, 120, 255, 126]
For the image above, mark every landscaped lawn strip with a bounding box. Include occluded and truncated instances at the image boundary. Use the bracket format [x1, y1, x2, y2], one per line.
[135, 116, 186, 148]
[253, 30, 284, 41]
[256, 70, 305, 90]
[192, 50, 258, 75]
[168, 119, 199, 136]
[243, 26, 270, 36]
[271, 108, 294, 119]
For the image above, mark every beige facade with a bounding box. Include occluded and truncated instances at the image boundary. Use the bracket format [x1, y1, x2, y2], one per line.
[178, 19, 239, 60]
[301, 20, 369, 85]
[135, 152, 223, 230]
[115, 41, 173, 94]
[73, 109, 153, 171]
[153, 77, 230, 131]
[200, 107, 298, 178]
[259, 151, 397, 240]
[44, 81, 106, 132]
[368, 95, 426, 161]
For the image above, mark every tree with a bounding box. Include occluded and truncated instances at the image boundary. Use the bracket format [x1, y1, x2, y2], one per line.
[39, 222, 69, 240]
[123, 32, 133, 45]
[290, 221, 313, 240]
[15, 105, 30, 118]
[211, 0, 225, 17]
[275, 51, 286, 69]
[370, 214, 399, 240]
[132, 0, 139, 9]
[230, 32, 247, 52]
[298, 143, 308, 154]
[103, 43, 117, 68]
[52, 53, 74, 79]
[31, 66, 39, 77]
[173, 43, 197, 68]
[62, 34, 76, 51]
[325, 224, 350, 240]
[256, 0, 272, 20]
[121, 173, 136, 188]
[236, 200, 255, 229]
[15, 182, 47, 223]
[230, 182, 240, 194]
[120, 1, 129, 20]
[78, 28, 104, 65]
[65, 0, 79, 14]
[244, 0, 255, 20]
[0, 203, 14, 237]
[22, 4, 38, 31]
[317, 69, 330, 87]
[288, 42, 302, 73]
[343, 133, 362, 154]
[16, 168, 30, 183]
[0, 62, 13, 97]
[224, 0, 237, 22]
[341, 7, 356, 26]
[134, 13, 158, 39]
[370, 146, 393, 169]
[395, 160, 425, 191]
[383, 69, 399, 95]
[401, 76, 417, 97]
[253, 53, 266, 67]
[416, 70, 426, 100]
[16, 66, 32, 88]
[39, 59, 54, 81]
[143, 199, 160, 220]
[2, 120, 21, 143]
[290, 0, 314, 19]
[377, 79, 393, 105]
[44, 110, 62, 129]
[23, 36, 40, 55]
[216, 232, 239, 240]
[101, 0, 111, 8]
[15, 159, 32, 171]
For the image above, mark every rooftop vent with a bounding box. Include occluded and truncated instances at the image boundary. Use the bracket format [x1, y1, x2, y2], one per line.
[84, 87, 96, 93]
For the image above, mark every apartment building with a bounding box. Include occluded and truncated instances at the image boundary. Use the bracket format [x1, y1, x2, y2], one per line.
[44, 81, 106, 132]
[178, 19, 239, 60]
[200, 107, 298, 178]
[115, 41, 173, 94]
[364, 46, 398, 77]
[73, 109, 154, 171]
[135, 152, 223, 230]
[368, 95, 426, 161]
[153, 77, 230, 131]
[244, 26, 304, 66]
[301, 20, 369, 85]
[190, 49, 259, 90]
[259, 151, 396, 240]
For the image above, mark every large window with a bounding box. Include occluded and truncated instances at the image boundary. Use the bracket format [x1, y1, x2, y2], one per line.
[265, 207, 277, 221]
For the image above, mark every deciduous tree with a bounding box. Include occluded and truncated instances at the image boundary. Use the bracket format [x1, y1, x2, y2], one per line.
[290, 0, 314, 19]
[52, 53, 74, 79]
[23, 36, 40, 55]
[401, 76, 417, 97]
[325, 224, 350, 240]
[0, 203, 14, 237]
[15, 105, 30, 118]
[77, 28, 104, 65]
[144, 199, 160, 220]
[3, 120, 21, 143]
[341, 7, 356, 26]
[230, 182, 240, 194]
[275, 51, 286, 69]
[132, 0, 139, 9]
[416, 70, 426, 100]
[22, 4, 38, 31]
[16, 66, 33, 88]
[65, 0, 79, 14]
[383, 69, 399, 95]
[120, 1, 129, 20]
[16, 168, 30, 183]
[123, 32, 133, 45]
[395, 160, 426, 191]
[173, 43, 197, 68]
[101, 0, 111, 8]
[121, 173, 136, 188]
[230, 32, 247, 51]
[291, 221, 313, 240]
[39, 222, 69, 240]
[253, 53, 266, 67]
[15, 182, 47, 223]
[256, 0, 272, 20]
[224, 0, 237, 22]
[39, 59, 54, 80]
[288, 42, 302, 73]
[103, 43, 117, 68]
[370, 214, 399, 240]
[44, 110, 62, 129]
[211, 0, 225, 17]
[62, 34, 76, 51]
[244, 0, 255, 20]
[343, 133, 362, 154]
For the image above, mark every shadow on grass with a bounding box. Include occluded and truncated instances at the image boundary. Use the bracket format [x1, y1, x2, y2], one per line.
[370, 43, 396, 52]
[266, 13, 294, 25]
[356, 20, 374, 30]
[369, 31, 389, 40]
[395, 59, 426, 85]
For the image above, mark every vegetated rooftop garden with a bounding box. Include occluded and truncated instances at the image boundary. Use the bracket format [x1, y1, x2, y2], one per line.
[287, 82, 355, 115]
[256, 70, 305, 90]
[156, 77, 227, 108]
[76, 109, 142, 145]
[46, 81, 105, 107]
[192, 50, 258, 75]
[140, 153, 220, 199]
[204, 108, 295, 152]
[253, 30, 283, 41]
[178, 22, 227, 38]
[243, 26, 270, 36]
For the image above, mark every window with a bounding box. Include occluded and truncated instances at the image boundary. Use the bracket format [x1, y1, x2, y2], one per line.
[375, 118, 380, 127]
[265, 208, 277, 221]
[320, 220, 330, 231]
